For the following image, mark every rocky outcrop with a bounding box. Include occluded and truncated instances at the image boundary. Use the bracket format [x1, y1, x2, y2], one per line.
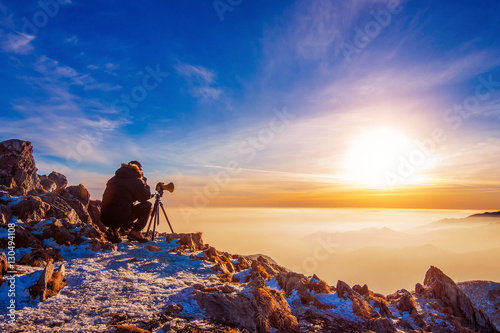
[0, 139, 116, 269]
[423, 265, 498, 332]
[0, 139, 43, 195]
[459, 281, 500, 331]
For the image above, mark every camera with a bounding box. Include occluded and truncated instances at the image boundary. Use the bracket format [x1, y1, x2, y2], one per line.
[156, 182, 174, 193]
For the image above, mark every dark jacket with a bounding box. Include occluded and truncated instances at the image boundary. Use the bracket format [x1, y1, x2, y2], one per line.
[101, 164, 151, 225]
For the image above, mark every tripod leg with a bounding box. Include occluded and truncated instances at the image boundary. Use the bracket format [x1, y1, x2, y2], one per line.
[159, 201, 174, 233]
[146, 199, 158, 238]
[152, 203, 159, 241]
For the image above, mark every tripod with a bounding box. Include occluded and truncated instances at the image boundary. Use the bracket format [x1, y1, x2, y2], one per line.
[146, 186, 174, 241]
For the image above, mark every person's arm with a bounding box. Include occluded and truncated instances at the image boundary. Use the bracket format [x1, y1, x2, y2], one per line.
[134, 178, 152, 202]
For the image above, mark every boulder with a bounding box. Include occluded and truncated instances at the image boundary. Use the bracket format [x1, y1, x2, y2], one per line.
[61, 195, 91, 224]
[64, 184, 90, 208]
[11, 195, 50, 225]
[194, 289, 257, 331]
[423, 266, 498, 332]
[48, 171, 67, 192]
[0, 139, 43, 195]
[39, 193, 82, 225]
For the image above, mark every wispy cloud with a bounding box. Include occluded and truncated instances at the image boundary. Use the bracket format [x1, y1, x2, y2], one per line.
[1, 31, 35, 54]
[174, 62, 224, 101]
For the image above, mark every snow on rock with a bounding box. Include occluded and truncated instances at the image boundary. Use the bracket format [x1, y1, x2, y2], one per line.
[459, 280, 500, 331]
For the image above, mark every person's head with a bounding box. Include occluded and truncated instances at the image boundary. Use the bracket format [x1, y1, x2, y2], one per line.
[125, 160, 144, 178]
[128, 160, 142, 171]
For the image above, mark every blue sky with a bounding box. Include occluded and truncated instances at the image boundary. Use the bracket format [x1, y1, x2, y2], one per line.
[1, 0, 500, 209]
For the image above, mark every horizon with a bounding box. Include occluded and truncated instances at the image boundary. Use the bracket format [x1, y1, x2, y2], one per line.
[1, 0, 500, 211]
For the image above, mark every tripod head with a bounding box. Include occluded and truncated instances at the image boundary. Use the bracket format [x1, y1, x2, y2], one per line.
[155, 182, 174, 197]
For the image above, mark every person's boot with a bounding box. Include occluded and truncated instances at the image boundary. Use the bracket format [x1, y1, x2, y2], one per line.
[105, 227, 122, 243]
[128, 230, 148, 243]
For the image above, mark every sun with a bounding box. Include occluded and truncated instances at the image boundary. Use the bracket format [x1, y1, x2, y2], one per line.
[342, 127, 415, 187]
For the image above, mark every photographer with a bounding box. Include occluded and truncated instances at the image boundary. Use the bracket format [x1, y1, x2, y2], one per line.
[101, 161, 151, 243]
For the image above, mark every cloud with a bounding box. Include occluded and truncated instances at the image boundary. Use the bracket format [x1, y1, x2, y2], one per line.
[1, 31, 35, 54]
[174, 62, 224, 101]
[64, 35, 78, 44]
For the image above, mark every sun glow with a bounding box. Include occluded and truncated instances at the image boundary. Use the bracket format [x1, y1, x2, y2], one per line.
[343, 127, 415, 188]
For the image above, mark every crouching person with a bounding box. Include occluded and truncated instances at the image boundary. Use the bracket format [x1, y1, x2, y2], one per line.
[101, 161, 152, 243]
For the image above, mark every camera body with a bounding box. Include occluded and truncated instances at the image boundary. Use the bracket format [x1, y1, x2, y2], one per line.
[156, 182, 174, 193]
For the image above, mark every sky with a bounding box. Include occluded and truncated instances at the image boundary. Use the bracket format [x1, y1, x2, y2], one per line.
[1, 0, 500, 211]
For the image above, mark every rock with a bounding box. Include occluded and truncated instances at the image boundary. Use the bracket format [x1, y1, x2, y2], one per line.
[387, 289, 417, 315]
[252, 286, 299, 332]
[39, 175, 57, 192]
[459, 281, 500, 331]
[398, 294, 416, 314]
[307, 274, 331, 294]
[88, 200, 106, 231]
[336, 280, 353, 299]
[38, 261, 55, 290]
[39, 193, 82, 225]
[19, 248, 64, 267]
[61, 194, 91, 224]
[166, 232, 205, 251]
[164, 303, 183, 315]
[353, 284, 369, 296]
[0, 204, 13, 224]
[415, 282, 425, 294]
[367, 317, 396, 333]
[86, 239, 117, 252]
[423, 266, 498, 332]
[0, 252, 8, 276]
[64, 184, 90, 208]
[0, 139, 43, 195]
[277, 271, 330, 310]
[28, 261, 66, 302]
[33, 219, 76, 246]
[79, 222, 106, 241]
[194, 290, 257, 332]
[48, 171, 67, 192]
[146, 245, 162, 252]
[0, 225, 43, 249]
[11, 195, 50, 225]
[277, 271, 309, 296]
